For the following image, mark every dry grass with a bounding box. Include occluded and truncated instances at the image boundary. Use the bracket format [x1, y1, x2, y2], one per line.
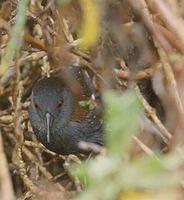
[1, 0, 184, 199]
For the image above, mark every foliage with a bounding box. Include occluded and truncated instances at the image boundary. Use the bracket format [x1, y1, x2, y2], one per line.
[0, 0, 29, 76]
[71, 90, 182, 200]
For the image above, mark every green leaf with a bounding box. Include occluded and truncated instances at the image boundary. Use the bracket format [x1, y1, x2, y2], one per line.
[104, 90, 143, 155]
[70, 90, 181, 200]
[79, 99, 96, 110]
[0, 0, 29, 76]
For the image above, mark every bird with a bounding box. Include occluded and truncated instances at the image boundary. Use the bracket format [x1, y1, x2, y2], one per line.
[29, 76, 103, 155]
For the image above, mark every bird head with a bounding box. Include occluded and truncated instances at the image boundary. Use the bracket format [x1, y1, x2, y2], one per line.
[29, 77, 73, 143]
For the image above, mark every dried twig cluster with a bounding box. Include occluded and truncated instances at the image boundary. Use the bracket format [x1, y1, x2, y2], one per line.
[1, 0, 184, 199]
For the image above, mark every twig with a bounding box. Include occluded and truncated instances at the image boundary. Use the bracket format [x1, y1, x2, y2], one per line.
[24, 140, 66, 160]
[22, 146, 65, 192]
[78, 141, 104, 154]
[126, 0, 172, 52]
[133, 135, 159, 160]
[17, 191, 33, 200]
[155, 43, 184, 114]
[154, 23, 184, 54]
[8, 134, 65, 192]
[115, 63, 161, 80]
[17, 145, 39, 193]
[135, 85, 172, 142]
[148, 0, 184, 47]
[63, 155, 82, 192]
[0, 51, 46, 87]
[0, 130, 15, 200]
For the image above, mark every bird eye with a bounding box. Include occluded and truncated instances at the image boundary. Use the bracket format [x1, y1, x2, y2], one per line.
[57, 100, 63, 108]
[34, 103, 39, 109]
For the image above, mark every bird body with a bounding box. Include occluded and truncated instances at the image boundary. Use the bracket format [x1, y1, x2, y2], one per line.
[29, 77, 103, 155]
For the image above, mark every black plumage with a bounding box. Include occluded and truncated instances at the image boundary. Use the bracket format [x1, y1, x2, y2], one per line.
[29, 77, 103, 155]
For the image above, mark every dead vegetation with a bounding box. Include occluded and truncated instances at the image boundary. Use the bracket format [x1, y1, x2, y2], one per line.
[1, 0, 184, 199]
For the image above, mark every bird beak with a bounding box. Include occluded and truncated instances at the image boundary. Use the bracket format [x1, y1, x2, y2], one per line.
[46, 112, 52, 143]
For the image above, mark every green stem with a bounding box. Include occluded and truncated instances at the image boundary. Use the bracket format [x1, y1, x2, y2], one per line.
[0, 0, 29, 76]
